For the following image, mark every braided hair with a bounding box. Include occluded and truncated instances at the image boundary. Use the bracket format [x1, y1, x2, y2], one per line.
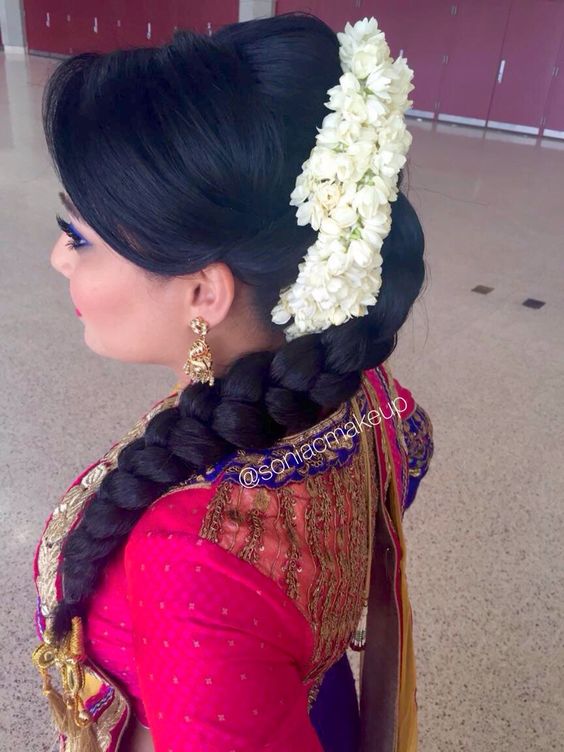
[42, 12, 427, 642]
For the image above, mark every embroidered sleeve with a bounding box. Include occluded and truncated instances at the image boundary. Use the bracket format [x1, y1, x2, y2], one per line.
[392, 377, 434, 511]
[123, 526, 323, 752]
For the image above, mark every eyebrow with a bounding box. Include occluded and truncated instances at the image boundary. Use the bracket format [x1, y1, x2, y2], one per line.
[58, 191, 84, 221]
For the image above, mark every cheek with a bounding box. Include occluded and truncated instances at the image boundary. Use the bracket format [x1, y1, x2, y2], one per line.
[70, 261, 181, 363]
[70, 263, 124, 321]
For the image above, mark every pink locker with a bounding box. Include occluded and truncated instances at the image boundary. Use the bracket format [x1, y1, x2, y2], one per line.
[311, 0, 369, 31]
[542, 31, 564, 139]
[112, 0, 154, 50]
[24, 0, 69, 55]
[275, 0, 372, 34]
[64, 1, 117, 55]
[437, 0, 512, 127]
[275, 1, 320, 17]
[174, 0, 239, 37]
[145, 0, 177, 46]
[363, 0, 455, 118]
[488, 0, 564, 135]
[276, 0, 453, 118]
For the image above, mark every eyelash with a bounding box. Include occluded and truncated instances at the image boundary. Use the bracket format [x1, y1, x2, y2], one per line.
[56, 213, 87, 250]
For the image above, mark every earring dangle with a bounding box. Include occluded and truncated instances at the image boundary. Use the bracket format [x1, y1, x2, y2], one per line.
[182, 316, 215, 387]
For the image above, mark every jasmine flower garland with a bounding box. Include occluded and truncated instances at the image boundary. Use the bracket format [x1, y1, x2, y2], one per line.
[271, 16, 415, 340]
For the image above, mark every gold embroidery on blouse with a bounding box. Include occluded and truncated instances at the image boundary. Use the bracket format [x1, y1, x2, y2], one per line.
[33, 391, 186, 751]
[198, 391, 381, 709]
[252, 487, 270, 512]
[239, 508, 265, 564]
[403, 404, 434, 478]
[36, 392, 180, 631]
[328, 466, 352, 634]
[199, 480, 232, 542]
[278, 486, 301, 602]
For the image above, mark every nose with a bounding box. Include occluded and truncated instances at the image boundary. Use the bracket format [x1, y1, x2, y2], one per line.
[50, 233, 76, 278]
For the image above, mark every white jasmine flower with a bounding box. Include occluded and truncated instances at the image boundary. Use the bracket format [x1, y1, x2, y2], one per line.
[327, 248, 352, 275]
[347, 141, 374, 178]
[295, 200, 326, 231]
[331, 201, 358, 229]
[352, 181, 390, 219]
[365, 64, 393, 100]
[314, 182, 341, 212]
[350, 43, 390, 79]
[372, 149, 408, 179]
[272, 16, 415, 340]
[349, 238, 375, 268]
[289, 182, 310, 206]
[307, 146, 341, 181]
[334, 152, 358, 183]
[319, 216, 345, 237]
[365, 95, 391, 127]
[336, 72, 362, 96]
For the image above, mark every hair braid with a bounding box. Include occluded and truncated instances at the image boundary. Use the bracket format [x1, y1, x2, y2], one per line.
[51, 318, 397, 640]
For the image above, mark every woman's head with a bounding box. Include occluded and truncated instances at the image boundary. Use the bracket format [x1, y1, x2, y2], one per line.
[50, 198, 268, 381]
[43, 12, 427, 640]
[46, 13, 346, 381]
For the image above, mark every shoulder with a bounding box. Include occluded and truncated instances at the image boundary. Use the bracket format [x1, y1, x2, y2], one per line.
[121, 479, 315, 662]
[122, 477, 268, 595]
[123, 475, 286, 564]
[124, 480, 219, 559]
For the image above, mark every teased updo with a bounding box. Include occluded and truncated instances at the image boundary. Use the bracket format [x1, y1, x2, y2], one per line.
[43, 11, 426, 641]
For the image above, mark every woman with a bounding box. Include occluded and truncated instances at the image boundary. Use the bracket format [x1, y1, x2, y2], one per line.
[31, 13, 433, 752]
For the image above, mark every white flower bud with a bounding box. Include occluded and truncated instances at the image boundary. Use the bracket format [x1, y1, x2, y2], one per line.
[349, 238, 373, 268]
[330, 204, 358, 229]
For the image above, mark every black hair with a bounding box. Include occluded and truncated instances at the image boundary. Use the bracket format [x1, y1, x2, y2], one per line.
[42, 11, 427, 641]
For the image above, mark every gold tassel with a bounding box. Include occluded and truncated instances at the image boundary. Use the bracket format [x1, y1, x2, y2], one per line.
[33, 617, 103, 751]
[63, 706, 103, 752]
[41, 671, 71, 735]
[58, 695, 103, 752]
[74, 721, 103, 752]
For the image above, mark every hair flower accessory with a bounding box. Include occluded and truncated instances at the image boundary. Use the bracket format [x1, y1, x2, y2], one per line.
[271, 16, 415, 340]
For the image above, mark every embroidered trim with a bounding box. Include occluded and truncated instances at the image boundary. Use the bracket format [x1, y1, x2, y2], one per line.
[199, 387, 369, 488]
[239, 508, 266, 564]
[32, 391, 186, 751]
[403, 404, 434, 479]
[278, 486, 301, 602]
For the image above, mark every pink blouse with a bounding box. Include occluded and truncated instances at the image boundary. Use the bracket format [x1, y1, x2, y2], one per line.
[83, 485, 323, 751]
[34, 366, 428, 751]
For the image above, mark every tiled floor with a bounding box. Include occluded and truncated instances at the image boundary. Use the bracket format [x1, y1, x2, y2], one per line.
[1, 52, 563, 751]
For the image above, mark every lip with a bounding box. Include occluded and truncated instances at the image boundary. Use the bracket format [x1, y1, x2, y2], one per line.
[75, 307, 82, 317]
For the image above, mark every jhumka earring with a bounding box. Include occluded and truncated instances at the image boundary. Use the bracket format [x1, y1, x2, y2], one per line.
[182, 316, 215, 386]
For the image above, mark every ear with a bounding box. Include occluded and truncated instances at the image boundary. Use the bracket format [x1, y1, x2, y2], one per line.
[185, 262, 235, 329]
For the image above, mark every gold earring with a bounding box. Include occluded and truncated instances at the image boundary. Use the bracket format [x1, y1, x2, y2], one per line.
[182, 316, 215, 386]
